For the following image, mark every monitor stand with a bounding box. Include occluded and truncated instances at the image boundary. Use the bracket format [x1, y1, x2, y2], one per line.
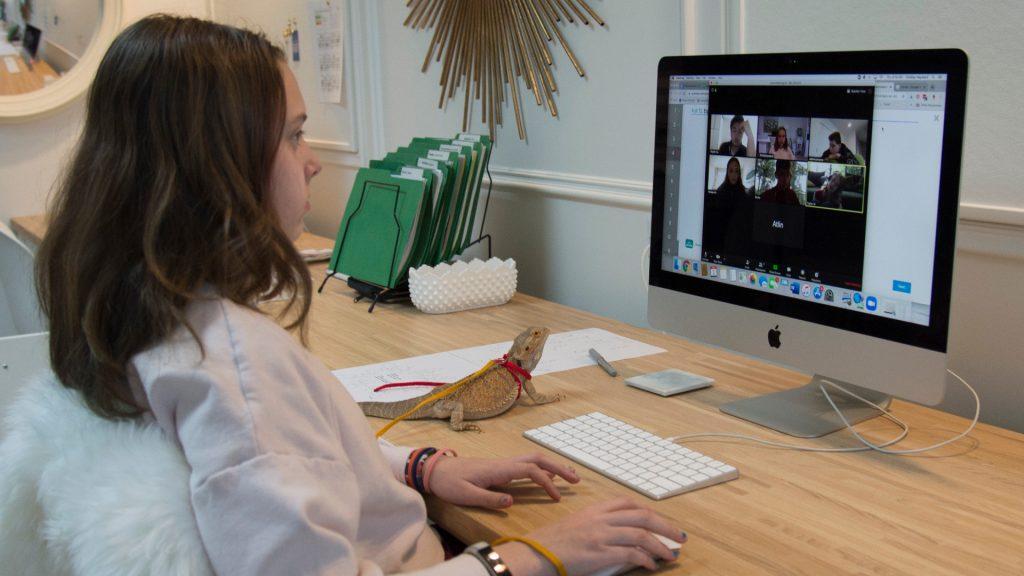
[720, 375, 892, 438]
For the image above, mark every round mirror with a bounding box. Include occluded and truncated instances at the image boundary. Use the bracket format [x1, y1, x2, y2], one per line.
[0, 0, 121, 122]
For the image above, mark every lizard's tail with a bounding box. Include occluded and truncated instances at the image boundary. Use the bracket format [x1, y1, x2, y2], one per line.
[358, 394, 436, 420]
[370, 359, 501, 438]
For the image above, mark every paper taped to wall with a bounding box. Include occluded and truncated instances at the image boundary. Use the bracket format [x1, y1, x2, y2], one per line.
[309, 0, 343, 103]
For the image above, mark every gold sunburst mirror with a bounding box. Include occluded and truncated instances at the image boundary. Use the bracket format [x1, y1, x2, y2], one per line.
[406, 0, 605, 141]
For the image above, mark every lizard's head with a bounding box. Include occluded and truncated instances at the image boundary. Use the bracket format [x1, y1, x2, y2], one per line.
[507, 327, 550, 373]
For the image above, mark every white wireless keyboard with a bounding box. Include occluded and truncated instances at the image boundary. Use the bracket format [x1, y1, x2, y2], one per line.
[524, 412, 738, 500]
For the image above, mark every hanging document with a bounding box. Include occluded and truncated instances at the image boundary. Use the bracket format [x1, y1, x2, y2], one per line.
[309, 0, 343, 103]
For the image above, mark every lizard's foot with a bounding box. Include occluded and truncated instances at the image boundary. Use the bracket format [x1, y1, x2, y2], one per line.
[450, 421, 482, 433]
[529, 393, 562, 405]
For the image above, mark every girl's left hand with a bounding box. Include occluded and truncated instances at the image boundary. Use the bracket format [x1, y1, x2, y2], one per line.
[427, 452, 580, 509]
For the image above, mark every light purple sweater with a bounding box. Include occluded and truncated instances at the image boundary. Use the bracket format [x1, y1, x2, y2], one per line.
[129, 297, 487, 575]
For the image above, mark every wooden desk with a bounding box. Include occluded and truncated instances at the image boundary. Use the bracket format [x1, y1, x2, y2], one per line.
[0, 54, 58, 96]
[10, 214, 48, 246]
[304, 275, 1024, 575]
[13, 214, 1024, 574]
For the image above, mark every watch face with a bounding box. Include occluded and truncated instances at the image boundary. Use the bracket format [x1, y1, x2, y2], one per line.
[466, 542, 508, 575]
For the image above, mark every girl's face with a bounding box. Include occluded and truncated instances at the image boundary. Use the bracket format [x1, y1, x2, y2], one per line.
[727, 161, 740, 184]
[777, 128, 787, 146]
[269, 63, 322, 241]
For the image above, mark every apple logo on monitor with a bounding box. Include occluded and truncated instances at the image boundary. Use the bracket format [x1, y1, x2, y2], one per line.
[768, 325, 782, 348]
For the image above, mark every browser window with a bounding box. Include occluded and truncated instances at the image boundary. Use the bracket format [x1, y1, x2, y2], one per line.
[662, 73, 948, 326]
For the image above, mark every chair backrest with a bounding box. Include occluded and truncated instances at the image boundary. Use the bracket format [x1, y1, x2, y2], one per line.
[0, 375, 214, 575]
[0, 332, 50, 442]
[0, 222, 45, 337]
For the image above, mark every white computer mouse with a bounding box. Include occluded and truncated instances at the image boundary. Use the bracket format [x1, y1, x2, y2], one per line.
[590, 533, 683, 576]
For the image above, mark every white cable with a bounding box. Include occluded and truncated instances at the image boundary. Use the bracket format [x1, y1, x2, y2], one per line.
[670, 368, 979, 456]
[818, 369, 979, 454]
[669, 383, 909, 452]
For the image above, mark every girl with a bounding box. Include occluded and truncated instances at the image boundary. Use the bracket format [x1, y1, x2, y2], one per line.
[716, 157, 750, 203]
[35, 15, 685, 576]
[772, 126, 795, 160]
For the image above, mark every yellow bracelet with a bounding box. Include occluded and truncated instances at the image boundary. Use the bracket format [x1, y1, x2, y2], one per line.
[492, 536, 567, 576]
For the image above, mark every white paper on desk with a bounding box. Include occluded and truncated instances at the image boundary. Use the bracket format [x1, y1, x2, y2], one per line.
[333, 328, 666, 403]
[335, 351, 481, 403]
[309, 0, 343, 103]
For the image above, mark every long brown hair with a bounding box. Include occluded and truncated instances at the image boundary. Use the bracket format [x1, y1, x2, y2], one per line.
[35, 15, 311, 420]
[773, 126, 790, 151]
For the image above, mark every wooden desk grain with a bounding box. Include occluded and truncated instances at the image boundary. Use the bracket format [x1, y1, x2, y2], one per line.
[0, 56, 58, 95]
[13, 214, 1024, 574]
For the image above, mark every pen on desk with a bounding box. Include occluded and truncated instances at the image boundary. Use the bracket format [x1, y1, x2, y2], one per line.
[588, 348, 618, 377]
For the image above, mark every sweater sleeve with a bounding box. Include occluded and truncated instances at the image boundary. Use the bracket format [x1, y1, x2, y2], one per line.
[137, 299, 489, 575]
[376, 438, 415, 484]
[192, 453, 489, 576]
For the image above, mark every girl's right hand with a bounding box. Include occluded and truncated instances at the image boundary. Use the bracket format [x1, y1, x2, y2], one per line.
[496, 497, 687, 576]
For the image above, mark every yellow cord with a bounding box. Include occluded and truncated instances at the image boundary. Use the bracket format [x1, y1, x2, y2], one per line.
[491, 536, 567, 576]
[375, 360, 498, 438]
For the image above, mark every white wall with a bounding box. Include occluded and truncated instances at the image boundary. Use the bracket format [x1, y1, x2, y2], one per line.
[368, 0, 1024, 431]
[0, 0, 210, 227]
[30, 0, 101, 58]
[209, 0, 380, 245]
[1, 0, 1022, 432]
[370, 0, 680, 325]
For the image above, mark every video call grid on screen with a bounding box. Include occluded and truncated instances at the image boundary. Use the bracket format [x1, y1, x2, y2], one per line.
[702, 85, 874, 290]
[660, 71, 952, 329]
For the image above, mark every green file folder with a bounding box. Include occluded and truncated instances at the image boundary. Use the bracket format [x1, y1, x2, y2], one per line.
[329, 168, 426, 288]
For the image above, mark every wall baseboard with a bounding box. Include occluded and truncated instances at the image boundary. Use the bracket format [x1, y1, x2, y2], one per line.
[487, 166, 1024, 260]
[307, 138, 357, 154]
[488, 166, 651, 210]
[956, 204, 1024, 261]
[958, 203, 1024, 229]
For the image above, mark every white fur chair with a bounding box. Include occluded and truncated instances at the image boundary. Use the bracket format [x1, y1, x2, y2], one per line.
[0, 222, 211, 574]
[0, 374, 213, 575]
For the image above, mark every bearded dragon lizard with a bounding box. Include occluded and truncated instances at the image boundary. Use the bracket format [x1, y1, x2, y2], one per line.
[359, 327, 559, 433]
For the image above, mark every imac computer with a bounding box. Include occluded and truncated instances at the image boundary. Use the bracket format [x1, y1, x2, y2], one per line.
[648, 49, 968, 437]
[22, 24, 41, 60]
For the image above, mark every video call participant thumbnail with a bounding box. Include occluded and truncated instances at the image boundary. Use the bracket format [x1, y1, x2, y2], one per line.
[808, 166, 865, 212]
[715, 157, 751, 201]
[771, 127, 796, 160]
[752, 159, 806, 250]
[717, 115, 755, 157]
[821, 131, 858, 164]
[759, 160, 801, 206]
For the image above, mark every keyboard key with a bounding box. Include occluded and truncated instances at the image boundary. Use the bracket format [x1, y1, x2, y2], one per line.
[652, 477, 682, 492]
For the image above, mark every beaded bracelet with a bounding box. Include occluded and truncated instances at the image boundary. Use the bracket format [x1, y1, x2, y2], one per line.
[411, 448, 435, 493]
[404, 448, 424, 488]
[422, 448, 457, 494]
[404, 447, 436, 491]
[491, 537, 566, 576]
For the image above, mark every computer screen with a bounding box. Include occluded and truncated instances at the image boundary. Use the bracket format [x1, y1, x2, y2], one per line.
[648, 50, 966, 418]
[653, 59, 964, 353]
